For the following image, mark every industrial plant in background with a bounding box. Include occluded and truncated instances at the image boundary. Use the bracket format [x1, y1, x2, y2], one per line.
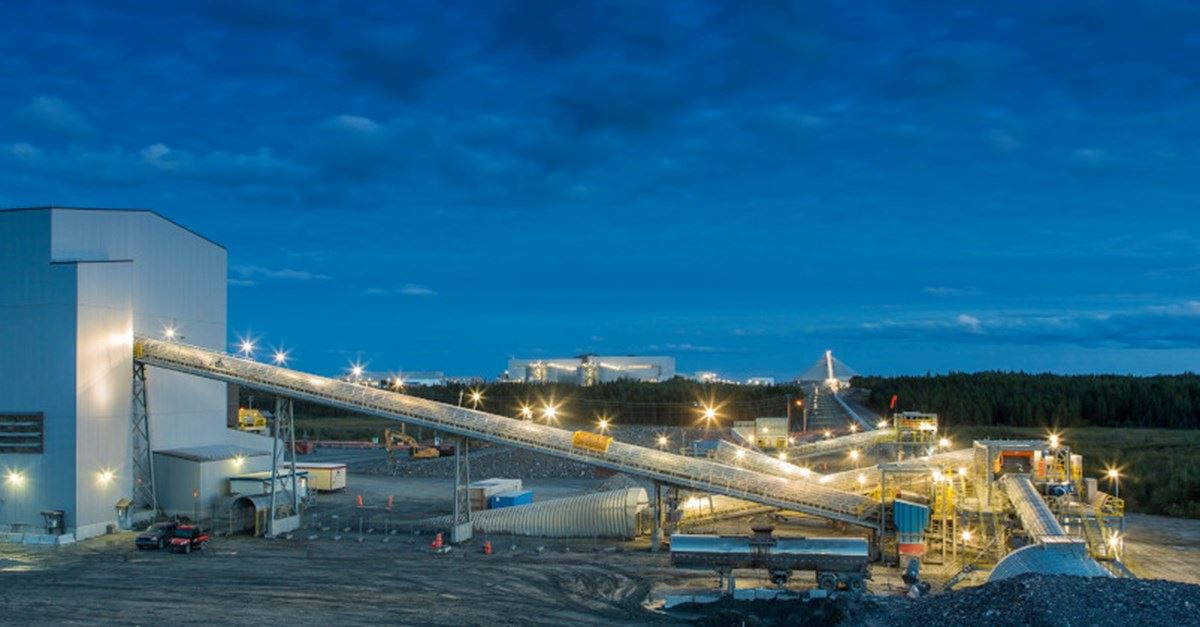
[506, 355, 675, 385]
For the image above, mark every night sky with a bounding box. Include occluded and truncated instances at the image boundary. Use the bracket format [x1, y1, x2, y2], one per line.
[3, 2, 1199, 379]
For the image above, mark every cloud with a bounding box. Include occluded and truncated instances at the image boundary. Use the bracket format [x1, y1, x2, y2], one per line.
[16, 96, 93, 137]
[228, 278, 256, 287]
[2, 141, 308, 188]
[233, 265, 330, 281]
[647, 342, 730, 353]
[847, 301, 1200, 349]
[363, 284, 436, 296]
[922, 286, 981, 296]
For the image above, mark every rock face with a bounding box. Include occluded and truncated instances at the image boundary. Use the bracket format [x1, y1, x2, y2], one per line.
[897, 574, 1200, 627]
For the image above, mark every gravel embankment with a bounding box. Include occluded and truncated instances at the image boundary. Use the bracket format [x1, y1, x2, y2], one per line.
[686, 574, 1200, 627]
[896, 574, 1200, 627]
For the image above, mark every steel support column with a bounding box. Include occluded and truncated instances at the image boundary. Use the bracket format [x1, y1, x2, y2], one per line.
[451, 438, 473, 543]
[269, 397, 297, 535]
[651, 482, 664, 552]
[131, 363, 158, 513]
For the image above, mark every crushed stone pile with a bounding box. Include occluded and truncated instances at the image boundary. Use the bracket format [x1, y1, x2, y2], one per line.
[682, 574, 1200, 627]
[896, 574, 1200, 627]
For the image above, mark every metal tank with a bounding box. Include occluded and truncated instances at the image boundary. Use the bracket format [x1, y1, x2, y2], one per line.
[670, 526, 871, 592]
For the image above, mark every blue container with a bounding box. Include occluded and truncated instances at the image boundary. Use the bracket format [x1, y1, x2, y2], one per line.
[489, 490, 534, 509]
[893, 499, 930, 546]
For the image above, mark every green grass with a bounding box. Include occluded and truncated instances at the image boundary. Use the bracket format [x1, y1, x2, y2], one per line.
[949, 425, 1200, 518]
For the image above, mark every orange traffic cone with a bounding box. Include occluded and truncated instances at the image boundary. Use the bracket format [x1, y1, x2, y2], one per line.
[483, 540, 492, 555]
[431, 532, 443, 549]
[356, 494, 363, 508]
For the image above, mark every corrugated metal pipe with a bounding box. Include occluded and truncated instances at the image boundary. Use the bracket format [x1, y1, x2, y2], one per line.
[420, 488, 648, 539]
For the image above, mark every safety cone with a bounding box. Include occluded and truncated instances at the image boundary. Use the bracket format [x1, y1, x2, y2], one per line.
[431, 532, 443, 550]
[356, 494, 364, 508]
[484, 540, 492, 555]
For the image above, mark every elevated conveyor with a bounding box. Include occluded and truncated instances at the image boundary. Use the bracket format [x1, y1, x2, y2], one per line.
[990, 474, 1111, 582]
[134, 338, 880, 527]
[999, 474, 1066, 540]
[788, 429, 893, 461]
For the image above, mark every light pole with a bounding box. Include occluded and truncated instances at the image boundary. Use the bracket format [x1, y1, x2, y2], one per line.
[1106, 468, 1120, 500]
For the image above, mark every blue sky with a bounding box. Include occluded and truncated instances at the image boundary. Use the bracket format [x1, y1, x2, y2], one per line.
[3, 1, 1200, 378]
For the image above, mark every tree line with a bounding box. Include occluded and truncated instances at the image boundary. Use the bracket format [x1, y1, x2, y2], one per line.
[852, 372, 1200, 429]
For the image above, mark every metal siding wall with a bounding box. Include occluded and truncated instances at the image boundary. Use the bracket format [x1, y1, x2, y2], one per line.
[50, 209, 228, 452]
[0, 210, 79, 532]
[73, 261, 134, 538]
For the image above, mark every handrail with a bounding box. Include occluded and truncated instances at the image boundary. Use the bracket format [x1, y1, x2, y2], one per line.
[134, 338, 881, 527]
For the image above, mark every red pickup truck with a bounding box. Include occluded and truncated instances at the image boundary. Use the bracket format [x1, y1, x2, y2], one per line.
[169, 525, 209, 554]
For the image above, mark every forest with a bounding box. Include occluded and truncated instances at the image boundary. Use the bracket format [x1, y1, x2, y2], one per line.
[852, 372, 1200, 430]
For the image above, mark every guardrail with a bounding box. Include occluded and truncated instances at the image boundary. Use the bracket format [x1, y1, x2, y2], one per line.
[135, 338, 880, 527]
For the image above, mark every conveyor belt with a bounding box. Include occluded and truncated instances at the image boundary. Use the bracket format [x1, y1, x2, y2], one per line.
[999, 474, 1066, 539]
[134, 338, 881, 527]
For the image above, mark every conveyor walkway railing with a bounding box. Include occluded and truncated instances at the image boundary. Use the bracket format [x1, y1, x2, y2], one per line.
[134, 338, 881, 527]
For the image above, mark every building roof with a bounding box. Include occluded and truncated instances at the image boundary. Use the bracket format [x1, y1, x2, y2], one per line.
[0, 206, 226, 250]
[155, 444, 270, 462]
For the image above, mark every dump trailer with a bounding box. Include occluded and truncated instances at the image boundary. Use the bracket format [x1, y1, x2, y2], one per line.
[670, 526, 871, 593]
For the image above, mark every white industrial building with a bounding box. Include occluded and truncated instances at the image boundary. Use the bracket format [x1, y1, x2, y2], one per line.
[0, 207, 271, 542]
[507, 355, 675, 385]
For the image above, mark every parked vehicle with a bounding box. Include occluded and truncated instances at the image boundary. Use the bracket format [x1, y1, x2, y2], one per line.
[135, 522, 177, 550]
[169, 525, 209, 554]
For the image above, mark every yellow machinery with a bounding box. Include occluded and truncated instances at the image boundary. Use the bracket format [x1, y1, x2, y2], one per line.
[571, 430, 613, 454]
[237, 408, 269, 434]
[384, 428, 439, 466]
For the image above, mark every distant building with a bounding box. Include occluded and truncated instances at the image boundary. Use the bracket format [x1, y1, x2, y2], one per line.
[695, 371, 719, 383]
[507, 355, 675, 385]
[746, 377, 776, 386]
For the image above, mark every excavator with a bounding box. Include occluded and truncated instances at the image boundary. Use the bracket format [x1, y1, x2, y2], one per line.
[384, 427, 440, 465]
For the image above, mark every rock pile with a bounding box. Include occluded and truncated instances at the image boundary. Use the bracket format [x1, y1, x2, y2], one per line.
[897, 574, 1200, 627]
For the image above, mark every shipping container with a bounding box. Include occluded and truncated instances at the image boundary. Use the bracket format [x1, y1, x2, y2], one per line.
[489, 490, 534, 509]
[469, 478, 522, 510]
[288, 462, 347, 491]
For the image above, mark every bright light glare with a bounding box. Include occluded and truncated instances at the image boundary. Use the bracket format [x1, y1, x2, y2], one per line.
[470, 390, 484, 403]
[163, 326, 177, 340]
[1108, 534, 1121, 549]
[239, 339, 256, 355]
[848, 423, 858, 433]
[543, 405, 558, 421]
[657, 435, 668, 447]
[798, 467, 812, 478]
[1048, 433, 1061, 449]
[961, 529, 973, 542]
[857, 473, 866, 486]
[519, 405, 533, 420]
[957, 466, 968, 477]
[350, 363, 364, 378]
[823, 430, 832, 439]
[597, 418, 609, 432]
[849, 449, 860, 461]
[272, 349, 289, 365]
[1106, 468, 1120, 480]
[939, 437, 951, 449]
[777, 451, 787, 461]
[5, 471, 24, 486]
[735, 449, 746, 459]
[98, 469, 115, 484]
[233, 455, 245, 467]
[702, 406, 717, 421]
[877, 420, 888, 429]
